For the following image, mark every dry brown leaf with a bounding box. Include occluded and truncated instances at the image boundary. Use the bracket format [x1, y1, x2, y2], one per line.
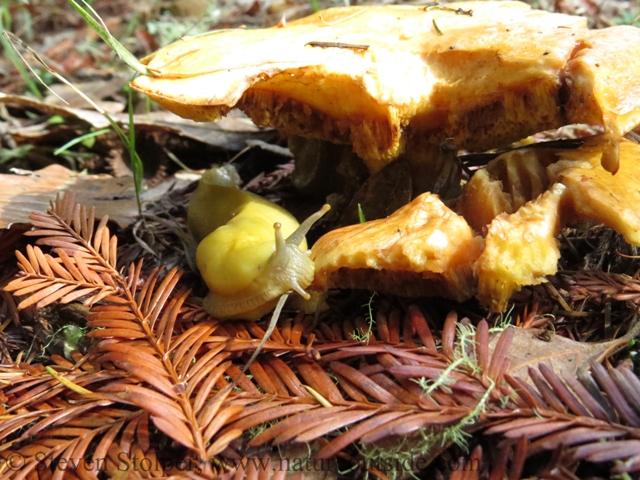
[491, 326, 634, 381]
[0, 92, 272, 151]
[0, 164, 193, 228]
[45, 76, 128, 112]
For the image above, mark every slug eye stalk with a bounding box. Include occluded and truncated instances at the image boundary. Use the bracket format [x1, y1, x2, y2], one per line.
[270, 204, 331, 302]
[286, 204, 332, 248]
[269, 221, 315, 301]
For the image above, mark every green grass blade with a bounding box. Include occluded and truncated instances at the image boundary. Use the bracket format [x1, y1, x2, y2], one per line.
[129, 90, 143, 213]
[0, 8, 42, 98]
[3, 20, 145, 215]
[357, 203, 366, 224]
[66, 0, 152, 76]
[54, 128, 110, 156]
[0, 145, 33, 165]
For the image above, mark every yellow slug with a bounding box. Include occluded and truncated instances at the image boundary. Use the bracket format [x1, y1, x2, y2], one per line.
[188, 165, 329, 320]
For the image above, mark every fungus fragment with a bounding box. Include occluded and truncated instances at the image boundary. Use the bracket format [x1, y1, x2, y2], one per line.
[311, 193, 484, 302]
[458, 147, 558, 233]
[459, 138, 640, 310]
[476, 183, 568, 312]
[551, 140, 640, 246]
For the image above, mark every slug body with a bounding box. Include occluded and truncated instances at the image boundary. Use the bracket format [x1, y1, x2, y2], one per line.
[188, 165, 329, 320]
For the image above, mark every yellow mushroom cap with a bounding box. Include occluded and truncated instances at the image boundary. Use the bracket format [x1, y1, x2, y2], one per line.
[132, 3, 640, 174]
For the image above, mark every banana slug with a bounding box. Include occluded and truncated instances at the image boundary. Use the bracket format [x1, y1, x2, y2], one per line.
[188, 165, 329, 320]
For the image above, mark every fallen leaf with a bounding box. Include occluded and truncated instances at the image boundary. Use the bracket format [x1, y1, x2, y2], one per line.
[0, 164, 195, 228]
[337, 159, 411, 227]
[491, 325, 637, 381]
[0, 92, 275, 152]
[45, 76, 128, 113]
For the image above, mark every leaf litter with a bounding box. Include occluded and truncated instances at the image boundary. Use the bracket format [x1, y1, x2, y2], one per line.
[0, 1, 640, 479]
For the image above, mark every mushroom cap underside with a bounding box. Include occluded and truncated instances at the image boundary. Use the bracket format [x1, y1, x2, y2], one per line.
[131, 2, 640, 173]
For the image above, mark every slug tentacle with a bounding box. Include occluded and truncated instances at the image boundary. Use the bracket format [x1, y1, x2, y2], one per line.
[189, 164, 330, 320]
[286, 204, 332, 248]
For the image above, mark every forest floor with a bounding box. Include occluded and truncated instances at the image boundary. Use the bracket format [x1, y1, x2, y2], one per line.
[1, 1, 640, 479]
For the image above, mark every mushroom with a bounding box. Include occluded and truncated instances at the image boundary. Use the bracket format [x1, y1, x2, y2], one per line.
[311, 138, 640, 312]
[458, 137, 640, 310]
[311, 192, 484, 302]
[549, 140, 640, 246]
[476, 183, 568, 311]
[131, 2, 640, 313]
[458, 137, 640, 246]
[131, 1, 640, 183]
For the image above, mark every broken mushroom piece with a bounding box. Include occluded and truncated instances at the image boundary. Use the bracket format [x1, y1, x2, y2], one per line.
[458, 138, 640, 246]
[311, 137, 640, 311]
[458, 148, 558, 233]
[476, 183, 568, 312]
[457, 168, 514, 234]
[550, 140, 640, 246]
[310, 193, 484, 302]
[131, 2, 640, 179]
[459, 137, 640, 310]
[563, 30, 640, 174]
